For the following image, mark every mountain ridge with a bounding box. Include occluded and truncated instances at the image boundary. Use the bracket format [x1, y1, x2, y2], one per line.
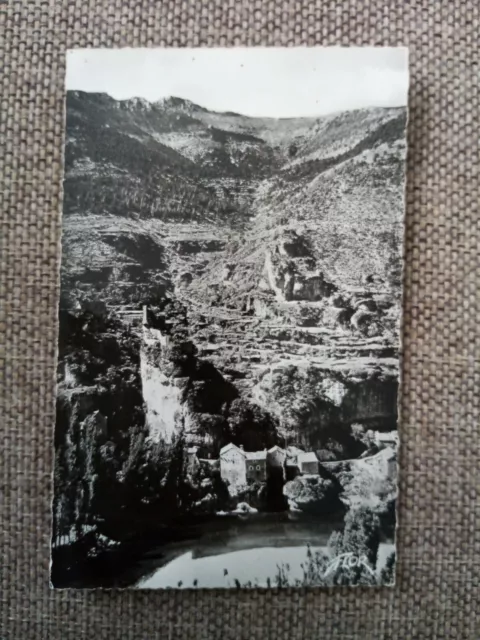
[62, 91, 406, 313]
[68, 89, 405, 121]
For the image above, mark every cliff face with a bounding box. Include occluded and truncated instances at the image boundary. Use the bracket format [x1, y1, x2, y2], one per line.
[138, 307, 278, 455]
[59, 91, 406, 458]
[140, 351, 186, 443]
[53, 311, 150, 541]
[253, 363, 397, 451]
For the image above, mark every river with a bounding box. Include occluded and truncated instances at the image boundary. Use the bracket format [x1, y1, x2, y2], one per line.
[127, 511, 393, 588]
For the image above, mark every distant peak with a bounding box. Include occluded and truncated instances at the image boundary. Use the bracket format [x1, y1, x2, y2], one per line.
[124, 96, 151, 109]
[68, 90, 116, 104]
[67, 91, 153, 112]
[154, 96, 207, 112]
[66, 90, 210, 114]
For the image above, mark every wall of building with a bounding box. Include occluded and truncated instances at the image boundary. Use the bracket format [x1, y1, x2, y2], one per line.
[300, 460, 319, 475]
[246, 460, 267, 483]
[267, 449, 286, 469]
[220, 450, 247, 492]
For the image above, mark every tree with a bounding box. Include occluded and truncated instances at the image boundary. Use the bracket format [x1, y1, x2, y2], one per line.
[379, 551, 396, 585]
[327, 506, 381, 585]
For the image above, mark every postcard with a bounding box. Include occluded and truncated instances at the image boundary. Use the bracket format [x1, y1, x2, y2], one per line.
[51, 47, 408, 588]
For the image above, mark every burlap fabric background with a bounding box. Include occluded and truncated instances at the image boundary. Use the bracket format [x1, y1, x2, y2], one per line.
[1, 1, 479, 638]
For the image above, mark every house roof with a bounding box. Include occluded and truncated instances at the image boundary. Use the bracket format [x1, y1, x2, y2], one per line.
[286, 446, 305, 460]
[246, 451, 267, 461]
[268, 445, 285, 454]
[298, 452, 318, 464]
[220, 443, 245, 457]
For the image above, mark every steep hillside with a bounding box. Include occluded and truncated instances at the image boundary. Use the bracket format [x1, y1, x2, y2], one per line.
[60, 91, 406, 455]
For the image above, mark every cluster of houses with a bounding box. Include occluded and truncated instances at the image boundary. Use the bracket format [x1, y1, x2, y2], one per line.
[187, 431, 398, 497]
[217, 443, 321, 496]
[186, 442, 320, 495]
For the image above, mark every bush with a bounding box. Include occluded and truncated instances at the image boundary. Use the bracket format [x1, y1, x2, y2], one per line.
[283, 474, 342, 514]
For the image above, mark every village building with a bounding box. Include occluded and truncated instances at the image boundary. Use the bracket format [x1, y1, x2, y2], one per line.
[298, 451, 320, 475]
[219, 443, 247, 493]
[285, 460, 300, 481]
[283, 445, 301, 479]
[267, 445, 286, 468]
[286, 445, 305, 461]
[267, 445, 287, 480]
[246, 451, 267, 483]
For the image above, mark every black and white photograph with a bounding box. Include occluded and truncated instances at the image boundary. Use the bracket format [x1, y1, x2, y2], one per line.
[51, 47, 408, 589]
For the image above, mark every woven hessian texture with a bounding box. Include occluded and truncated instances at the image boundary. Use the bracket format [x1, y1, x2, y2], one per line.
[1, 1, 479, 638]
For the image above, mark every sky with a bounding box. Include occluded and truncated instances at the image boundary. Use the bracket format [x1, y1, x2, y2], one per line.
[66, 47, 408, 118]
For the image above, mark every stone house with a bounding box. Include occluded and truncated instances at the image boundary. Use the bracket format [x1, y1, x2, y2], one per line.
[246, 451, 267, 483]
[285, 460, 301, 481]
[219, 443, 247, 493]
[286, 445, 305, 460]
[298, 451, 320, 475]
[267, 445, 287, 480]
[267, 445, 286, 468]
[219, 443, 321, 494]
